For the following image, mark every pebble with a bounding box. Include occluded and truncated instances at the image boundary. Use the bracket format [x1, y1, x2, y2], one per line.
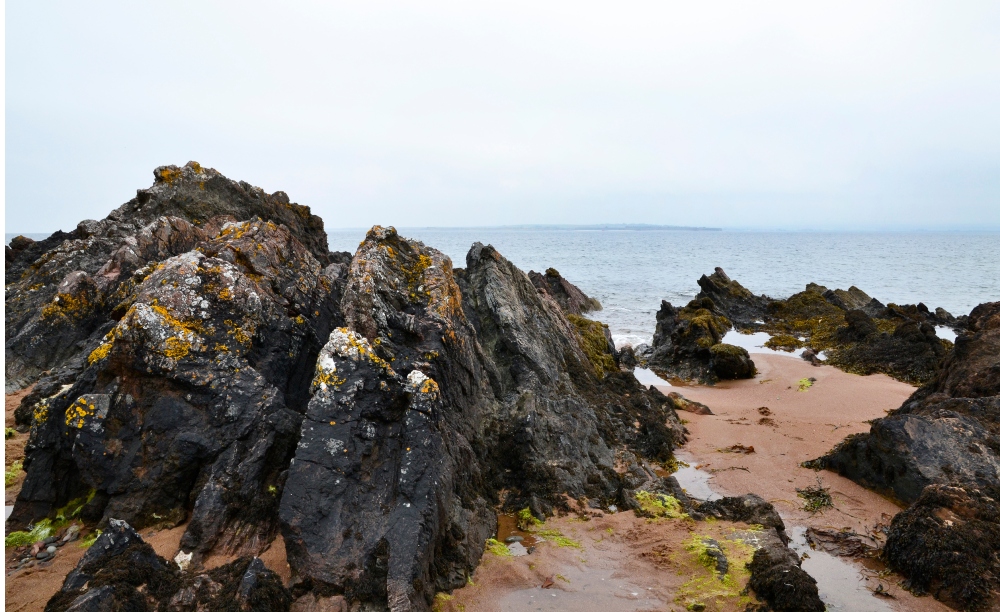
[504, 536, 524, 544]
[47, 545, 57, 554]
[42, 536, 58, 545]
[36, 551, 51, 560]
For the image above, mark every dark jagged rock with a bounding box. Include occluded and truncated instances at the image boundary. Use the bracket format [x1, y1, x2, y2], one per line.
[6, 161, 331, 393]
[646, 297, 755, 383]
[47, 519, 290, 611]
[278, 230, 684, 610]
[528, 267, 602, 316]
[689, 270, 955, 385]
[882, 485, 1000, 611]
[11, 217, 343, 565]
[812, 302, 1000, 609]
[695, 267, 772, 329]
[695, 494, 786, 539]
[745, 530, 824, 612]
[814, 302, 1000, 504]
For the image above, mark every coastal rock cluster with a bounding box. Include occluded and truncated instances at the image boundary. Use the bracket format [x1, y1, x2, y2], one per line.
[6, 163, 691, 610]
[814, 300, 1000, 610]
[650, 266, 958, 386]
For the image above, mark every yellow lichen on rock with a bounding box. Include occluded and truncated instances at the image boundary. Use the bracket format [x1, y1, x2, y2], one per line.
[64, 397, 96, 429]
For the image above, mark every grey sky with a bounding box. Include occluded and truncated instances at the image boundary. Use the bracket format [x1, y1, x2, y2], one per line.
[6, 1, 1000, 232]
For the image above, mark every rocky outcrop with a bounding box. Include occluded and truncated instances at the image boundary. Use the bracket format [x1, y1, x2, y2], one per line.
[10, 218, 343, 564]
[6, 161, 333, 393]
[47, 519, 290, 611]
[695, 267, 771, 329]
[815, 302, 1000, 504]
[10, 166, 687, 612]
[278, 230, 685, 609]
[882, 485, 1000, 611]
[812, 302, 1000, 610]
[646, 297, 755, 383]
[528, 267, 602, 316]
[745, 531, 824, 612]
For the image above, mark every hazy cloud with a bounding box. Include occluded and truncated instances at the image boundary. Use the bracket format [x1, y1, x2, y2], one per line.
[6, 1, 1000, 231]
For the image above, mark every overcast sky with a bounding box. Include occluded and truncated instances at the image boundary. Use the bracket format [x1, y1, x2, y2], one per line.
[6, 1, 1000, 232]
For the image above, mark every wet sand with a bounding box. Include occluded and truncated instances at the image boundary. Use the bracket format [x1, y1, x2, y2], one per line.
[667, 353, 951, 612]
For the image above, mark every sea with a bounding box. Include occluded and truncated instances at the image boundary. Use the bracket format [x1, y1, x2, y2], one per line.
[9, 229, 999, 349]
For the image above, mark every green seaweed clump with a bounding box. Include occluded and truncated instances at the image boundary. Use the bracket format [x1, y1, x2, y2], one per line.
[5, 518, 56, 548]
[516, 507, 542, 531]
[797, 479, 833, 513]
[5, 427, 16, 439]
[635, 490, 687, 519]
[484, 538, 512, 556]
[5, 460, 23, 486]
[536, 529, 582, 549]
[764, 334, 802, 351]
[797, 378, 814, 391]
[567, 314, 617, 378]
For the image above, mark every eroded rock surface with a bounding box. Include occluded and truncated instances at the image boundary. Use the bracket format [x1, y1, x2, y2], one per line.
[528, 267, 602, 316]
[646, 296, 755, 383]
[278, 231, 685, 609]
[47, 519, 290, 611]
[813, 302, 1000, 609]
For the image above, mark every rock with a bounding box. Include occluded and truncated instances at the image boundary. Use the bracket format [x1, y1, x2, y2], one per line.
[812, 302, 1000, 610]
[618, 345, 637, 369]
[6, 161, 332, 395]
[46, 518, 291, 611]
[814, 302, 1000, 504]
[745, 530, 824, 612]
[646, 297, 748, 383]
[804, 527, 874, 557]
[800, 348, 822, 365]
[505, 536, 524, 544]
[695, 494, 786, 539]
[278, 231, 684, 609]
[664, 392, 713, 415]
[528, 267, 602, 315]
[708, 343, 756, 379]
[882, 484, 1000, 611]
[47, 545, 57, 554]
[36, 551, 52, 560]
[694, 267, 771, 329]
[821, 285, 877, 312]
[9, 214, 344, 560]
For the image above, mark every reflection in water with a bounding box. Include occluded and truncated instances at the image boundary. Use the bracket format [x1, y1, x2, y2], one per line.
[935, 325, 958, 342]
[670, 456, 721, 501]
[721, 330, 808, 357]
[632, 367, 671, 388]
[788, 526, 892, 612]
[5, 505, 12, 521]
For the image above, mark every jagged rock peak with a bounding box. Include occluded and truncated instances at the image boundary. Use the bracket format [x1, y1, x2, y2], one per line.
[528, 267, 602, 316]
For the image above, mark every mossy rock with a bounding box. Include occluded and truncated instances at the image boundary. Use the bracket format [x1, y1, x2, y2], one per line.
[764, 334, 802, 352]
[709, 344, 756, 379]
[567, 314, 617, 378]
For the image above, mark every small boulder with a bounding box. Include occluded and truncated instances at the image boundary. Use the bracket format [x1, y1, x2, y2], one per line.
[709, 343, 756, 379]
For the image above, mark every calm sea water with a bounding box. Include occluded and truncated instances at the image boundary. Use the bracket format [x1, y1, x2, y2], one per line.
[9, 230, 998, 348]
[331, 229, 1000, 347]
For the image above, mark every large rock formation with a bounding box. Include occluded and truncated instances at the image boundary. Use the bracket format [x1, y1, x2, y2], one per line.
[6, 161, 334, 394]
[278, 230, 685, 608]
[645, 296, 756, 383]
[812, 301, 1000, 610]
[6, 167, 686, 612]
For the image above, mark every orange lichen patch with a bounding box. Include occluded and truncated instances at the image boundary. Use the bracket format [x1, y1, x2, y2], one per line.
[224, 319, 256, 347]
[213, 343, 230, 353]
[420, 378, 439, 395]
[158, 167, 183, 184]
[218, 287, 233, 301]
[150, 304, 205, 335]
[33, 401, 49, 425]
[328, 327, 394, 373]
[64, 397, 96, 429]
[164, 337, 193, 360]
[87, 341, 113, 365]
[294, 315, 306, 325]
[40, 292, 92, 321]
[313, 371, 346, 391]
